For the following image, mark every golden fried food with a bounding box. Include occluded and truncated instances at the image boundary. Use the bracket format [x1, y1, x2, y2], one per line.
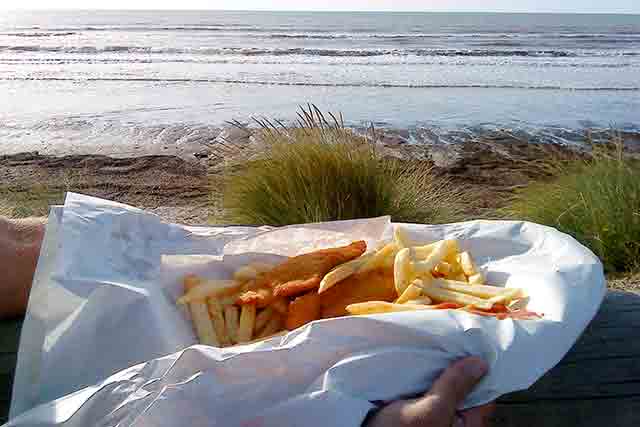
[320, 267, 397, 318]
[285, 292, 321, 330]
[254, 240, 366, 293]
[179, 226, 540, 348]
[273, 276, 322, 298]
[236, 288, 275, 308]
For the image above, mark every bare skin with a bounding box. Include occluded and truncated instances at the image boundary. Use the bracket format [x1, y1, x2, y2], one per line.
[0, 216, 46, 318]
[366, 357, 494, 427]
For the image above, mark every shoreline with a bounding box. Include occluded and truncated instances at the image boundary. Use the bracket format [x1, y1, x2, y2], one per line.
[1, 124, 639, 161]
[1, 131, 601, 225]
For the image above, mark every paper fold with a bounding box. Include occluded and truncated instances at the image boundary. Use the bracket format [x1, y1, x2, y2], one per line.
[7, 193, 606, 427]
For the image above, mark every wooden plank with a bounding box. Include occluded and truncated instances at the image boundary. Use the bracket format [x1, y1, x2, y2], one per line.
[494, 290, 640, 426]
[494, 396, 640, 427]
[0, 320, 22, 353]
[0, 291, 638, 425]
[0, 319, 22, 424]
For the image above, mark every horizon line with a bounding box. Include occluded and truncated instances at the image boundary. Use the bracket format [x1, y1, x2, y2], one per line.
[2, 8, 640, 15]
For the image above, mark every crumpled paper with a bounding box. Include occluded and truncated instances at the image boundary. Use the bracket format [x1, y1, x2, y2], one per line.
[6, 193, 606, 427]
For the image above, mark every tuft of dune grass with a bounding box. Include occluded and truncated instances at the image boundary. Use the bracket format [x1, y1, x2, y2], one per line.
[219, 106, 466, 226]
[505, 140, 640, 273]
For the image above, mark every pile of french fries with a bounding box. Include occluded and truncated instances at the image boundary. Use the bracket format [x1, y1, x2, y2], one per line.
[178, 226, 541, 347]
[178, 262, 287, 347]
[343, 227, 531, 317]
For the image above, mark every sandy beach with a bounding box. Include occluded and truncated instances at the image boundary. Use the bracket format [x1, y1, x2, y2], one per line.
[1, 127, 607, 224]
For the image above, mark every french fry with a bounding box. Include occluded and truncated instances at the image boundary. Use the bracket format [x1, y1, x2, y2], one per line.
[207, 298, 230, 346]
[258, 315, 283, 338]
[219, 294, 240, 306]
[432, 279, 523, 300]
[189, 300, 219, 346]
[405, 297, 433, 305]
[224, 305, 240, 343]
[237, 303, 257, 343]
[468, 273, 485, 285]
[444, 258, 464, 279]
[434, 261, 452, 277]
[394, 226, 412, 248]
[452, 273, 468, 282]
[346, 301, 442, 315]
[361, 242, 399, 271]
[411, 239, 459, 260]
[488, 288, 524, 305]
[443, 239, 461, 263]
[319, 254, 373, 293]
[394, 247, 414, 295]
[178, 280, 242, 305]
[234, 265, 258, 282]
[415, 282, 494, 310]
[255, 307, 275, 332]
[395, 283, 423, 304]
[458, 252, 479, 277]
[412, 240, 448, 275]
[270, 297, 290, 315]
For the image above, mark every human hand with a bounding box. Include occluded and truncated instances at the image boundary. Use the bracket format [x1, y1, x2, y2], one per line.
[364, 356, 494, 427]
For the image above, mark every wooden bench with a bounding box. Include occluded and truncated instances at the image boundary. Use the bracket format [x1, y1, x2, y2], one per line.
[1, 290, 638, 425]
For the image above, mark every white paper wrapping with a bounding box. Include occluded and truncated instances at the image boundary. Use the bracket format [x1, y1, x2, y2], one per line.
[6, 193, 606, 427]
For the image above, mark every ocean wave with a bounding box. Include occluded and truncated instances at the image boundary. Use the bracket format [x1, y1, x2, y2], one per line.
[2, 45, 638, 58]
[2, 56, 636, 69]
[9, 25, 295, 33]
[8, 25, 640, 37]
[267, 32, 640, 40]
[1, 32, 76, 37]
[2, 76, 638, 91]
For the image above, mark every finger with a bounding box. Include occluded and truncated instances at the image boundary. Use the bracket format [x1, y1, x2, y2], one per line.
[460, 403, 496, 427]
[422, 356, 489, 416]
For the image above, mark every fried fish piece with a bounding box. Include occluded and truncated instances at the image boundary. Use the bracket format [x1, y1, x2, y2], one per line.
[285, 292, 321, 330]
[253, 240, 367, 297]
[320, 267, 398, 318]
[273, 277, 322, 298]
[236, 288, 275, 308]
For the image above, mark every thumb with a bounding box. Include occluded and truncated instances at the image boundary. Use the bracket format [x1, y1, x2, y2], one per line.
[416, 356, 489, 418]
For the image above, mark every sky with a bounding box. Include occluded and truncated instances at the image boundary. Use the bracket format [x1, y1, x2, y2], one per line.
[2, 0, 640, 14]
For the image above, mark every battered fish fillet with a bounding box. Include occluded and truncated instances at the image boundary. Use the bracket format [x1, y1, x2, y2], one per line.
[286, 292, 321, 330]
[320, 267, 398, 318]
[252, 240, 367, 298]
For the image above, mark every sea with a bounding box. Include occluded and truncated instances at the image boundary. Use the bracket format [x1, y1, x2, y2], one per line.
[1, 10, 640, 155]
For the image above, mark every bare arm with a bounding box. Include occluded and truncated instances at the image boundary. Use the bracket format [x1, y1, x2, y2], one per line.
[0, 217, 46, 318]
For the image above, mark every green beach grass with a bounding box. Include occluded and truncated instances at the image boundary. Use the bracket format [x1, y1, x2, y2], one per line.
[505, 141, 640, 273]
[218, 108, 466, 226]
